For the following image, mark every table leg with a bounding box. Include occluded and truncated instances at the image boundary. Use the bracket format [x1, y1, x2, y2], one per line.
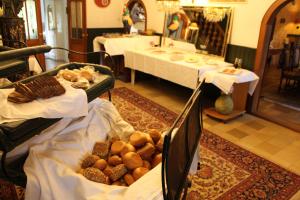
[131, 69, 135, 85]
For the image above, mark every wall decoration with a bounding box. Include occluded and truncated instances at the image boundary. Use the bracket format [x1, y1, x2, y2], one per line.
[95, 0, 111, 8]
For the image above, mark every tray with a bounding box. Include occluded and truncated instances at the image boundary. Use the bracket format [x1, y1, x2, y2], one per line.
[0, 62, 115, 152]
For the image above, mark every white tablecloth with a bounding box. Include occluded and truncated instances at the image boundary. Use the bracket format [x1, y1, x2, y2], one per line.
[125, 47, 228, 89]
[93, 35, 160, 56]
[0, 79, 88, 124]
[199, 67, 259, 95]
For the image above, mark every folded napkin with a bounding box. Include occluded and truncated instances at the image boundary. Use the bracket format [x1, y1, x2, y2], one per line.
[0, 79, 88, 124]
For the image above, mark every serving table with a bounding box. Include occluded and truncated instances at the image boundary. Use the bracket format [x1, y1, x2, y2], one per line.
[124, 46, 259, 122]
[93, 35, 160, 79]
[93, 35, 160, 56]
[124, 47, 229, 89]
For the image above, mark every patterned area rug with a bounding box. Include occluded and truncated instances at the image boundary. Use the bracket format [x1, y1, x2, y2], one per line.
[1, 87, 300, 200]
[110, 87, 300, 200]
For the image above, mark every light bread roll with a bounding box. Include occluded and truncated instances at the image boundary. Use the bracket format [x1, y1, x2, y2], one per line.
[111, 141, 126, 155]
[124, 173, 135, 186]
[129, 131, 148, 147]
[137, 143, 155, 160]
[62, 70, 78, 82]
[145, 133, 154, 145]
[120, 143, 136, 157]
[132, 167, 149, 180]
[108, 155, 123, 166]
[93, 159, 107, 170]
[148, 129, 161, 143]
[122, 152, 143, 170]
[80, 70, 94, 82]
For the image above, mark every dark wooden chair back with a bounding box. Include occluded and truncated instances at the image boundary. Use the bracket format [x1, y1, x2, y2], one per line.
[162, 82, 204, 200]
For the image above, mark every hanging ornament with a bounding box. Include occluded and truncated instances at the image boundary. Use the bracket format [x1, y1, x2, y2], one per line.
[95, 0, 111, 8]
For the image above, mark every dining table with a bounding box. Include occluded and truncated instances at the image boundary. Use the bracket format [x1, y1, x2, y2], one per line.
[124, 46, 259, 121]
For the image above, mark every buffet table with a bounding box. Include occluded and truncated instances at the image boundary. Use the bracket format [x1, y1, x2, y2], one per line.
[124, 46, 259, 121]
[93, 35, 160, 56]
[124, 47, 231, 89]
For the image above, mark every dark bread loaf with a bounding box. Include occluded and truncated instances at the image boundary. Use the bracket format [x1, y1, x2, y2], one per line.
[8, 76, 65, 103]
[109, 164, 128, 182]
[81, 155, 100, 169]
[83, 167, 109, 184]
[92, 141, 110, 159]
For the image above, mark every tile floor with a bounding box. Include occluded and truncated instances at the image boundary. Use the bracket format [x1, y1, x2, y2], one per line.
[114, 78, 300, 199]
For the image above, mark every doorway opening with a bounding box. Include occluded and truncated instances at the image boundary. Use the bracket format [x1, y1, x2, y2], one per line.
[40, 0, 68, 70]
[253, 0, 300, 132]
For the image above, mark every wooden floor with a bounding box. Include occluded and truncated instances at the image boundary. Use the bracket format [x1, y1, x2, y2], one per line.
[258, 64, 300, 132]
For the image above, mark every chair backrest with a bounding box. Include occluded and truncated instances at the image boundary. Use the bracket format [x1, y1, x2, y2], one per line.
[162, 82, 204, 200]
[279, 43, 300, 71]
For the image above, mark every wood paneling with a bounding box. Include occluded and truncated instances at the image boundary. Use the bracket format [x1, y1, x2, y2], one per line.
[225, 44, 256, 70]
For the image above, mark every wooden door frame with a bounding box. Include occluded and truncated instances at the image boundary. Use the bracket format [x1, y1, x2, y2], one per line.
[252, 0, 292, 112]
[25, 0, 46, 70]
[67, 0, 87, 62]
[251, 0, 297, 129]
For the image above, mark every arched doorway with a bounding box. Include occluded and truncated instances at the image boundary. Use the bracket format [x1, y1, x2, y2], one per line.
[252, 0, 299, 131]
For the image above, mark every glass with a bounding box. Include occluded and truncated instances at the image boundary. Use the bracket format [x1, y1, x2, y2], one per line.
[70, 1, 83, 39]
[18, 0, 38, 40]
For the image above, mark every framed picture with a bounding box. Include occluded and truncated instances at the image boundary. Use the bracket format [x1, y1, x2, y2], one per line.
[47, 5, 56, 30]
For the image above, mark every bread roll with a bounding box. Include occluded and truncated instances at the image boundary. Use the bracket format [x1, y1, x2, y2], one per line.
[129, 131, 148, 147]
[109, 164, 128, 182]
[148, 129, 161, 143]
[103, 166, 113, 177]
[143, 160, 151, 170]
[62, 70, 78, 82]
[93, 159, 107, 170]
[137, 143, 155, 160]
[156, 137, 164, 152]
[152, 153, 162, 168]
[132, 167, 149, 180]
[108, 155, 123, 166]
[83, 167, 108, 184]
[124, 173, 135, 186]
[110, 136, 120, 143]
[145, 134, 154, 145]
[80, 70, 94, 82]
[81, 155, 100, 169]
[120, 143, 136, 157]
[93, 142, 110, 159]
[122, 152, 143, 170]
[111, 141, 126, 155]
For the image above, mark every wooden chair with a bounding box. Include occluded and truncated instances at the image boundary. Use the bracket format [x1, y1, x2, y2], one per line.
[278, 44, 300, 92]
[162, 82, 204, 200]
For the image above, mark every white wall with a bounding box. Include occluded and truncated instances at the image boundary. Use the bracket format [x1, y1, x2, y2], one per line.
[86, 0, 279, 48]
[86, 0, 124, 28]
